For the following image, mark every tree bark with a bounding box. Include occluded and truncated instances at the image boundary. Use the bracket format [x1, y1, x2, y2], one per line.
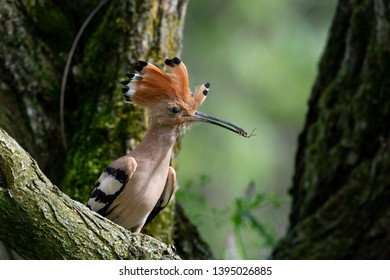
[0, 0, 212, 259]
[0, 128, 180, 259]
[273, 0, 390, 259]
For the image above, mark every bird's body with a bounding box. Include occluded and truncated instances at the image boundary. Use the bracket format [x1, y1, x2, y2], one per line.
[88, 117, 177, 232]
[87, 57, 252, 232]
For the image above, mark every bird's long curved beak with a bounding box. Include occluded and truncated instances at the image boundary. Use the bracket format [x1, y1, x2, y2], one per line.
[191, 111, 255, 138]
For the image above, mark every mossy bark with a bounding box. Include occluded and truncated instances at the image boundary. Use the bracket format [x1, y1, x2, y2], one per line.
[273, 0, 390, 259]
[0, 128, 180, 259]
[0, 0, 212, 259]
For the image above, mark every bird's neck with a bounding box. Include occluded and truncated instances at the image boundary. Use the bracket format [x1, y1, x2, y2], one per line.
[130, 119, 178, 162]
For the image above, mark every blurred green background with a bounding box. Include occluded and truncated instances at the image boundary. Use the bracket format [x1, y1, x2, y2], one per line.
[176, 0, 337, 259]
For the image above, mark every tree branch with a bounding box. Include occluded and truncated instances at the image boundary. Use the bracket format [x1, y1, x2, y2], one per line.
[0, 128, 180, 260]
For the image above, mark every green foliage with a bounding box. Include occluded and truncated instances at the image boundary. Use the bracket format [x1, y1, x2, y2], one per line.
[177, 176, 282, 259]
[231, 181, 281, 259]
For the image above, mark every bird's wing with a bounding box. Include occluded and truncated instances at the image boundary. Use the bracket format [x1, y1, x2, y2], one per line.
[144, 166, 176, 226]
[87, 157, 137, 217]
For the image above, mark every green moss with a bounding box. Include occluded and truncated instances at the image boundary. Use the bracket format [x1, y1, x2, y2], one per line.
[61, 3, 144, 201]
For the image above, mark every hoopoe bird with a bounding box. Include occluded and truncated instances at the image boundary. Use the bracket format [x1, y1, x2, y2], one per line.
[87, 57, 253, 232]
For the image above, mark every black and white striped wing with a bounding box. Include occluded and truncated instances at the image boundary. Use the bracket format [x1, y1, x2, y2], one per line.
[87, 158, 137, 217]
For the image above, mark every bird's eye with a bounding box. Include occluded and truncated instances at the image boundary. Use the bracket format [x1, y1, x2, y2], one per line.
[169, 107, 181, 115]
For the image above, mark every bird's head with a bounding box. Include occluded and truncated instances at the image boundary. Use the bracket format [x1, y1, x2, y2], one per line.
[121, 57, 254, 137]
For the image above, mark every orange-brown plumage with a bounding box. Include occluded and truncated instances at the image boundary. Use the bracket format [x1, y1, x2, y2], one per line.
[122, 58, 206, 119]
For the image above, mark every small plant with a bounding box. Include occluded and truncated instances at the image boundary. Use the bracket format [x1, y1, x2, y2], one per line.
[231, 181, 281, 259]
[177, 176, 282, 259]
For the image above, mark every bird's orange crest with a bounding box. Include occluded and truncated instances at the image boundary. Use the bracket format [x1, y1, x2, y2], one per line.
[121, 57, 209, 112]
[121, 57, 255, 138]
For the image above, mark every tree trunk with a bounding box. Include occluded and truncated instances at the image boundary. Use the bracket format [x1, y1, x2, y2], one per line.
[0, 0, 212, 260]
[273, 0, 390, 259]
